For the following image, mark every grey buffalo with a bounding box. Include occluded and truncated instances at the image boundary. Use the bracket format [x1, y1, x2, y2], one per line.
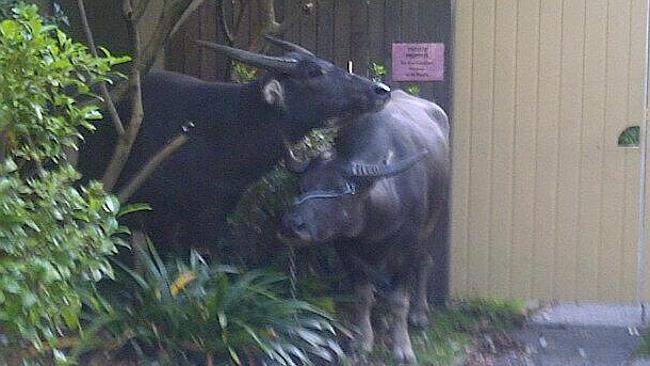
[79, 37, 390, 252]
[282, 90, 450, 363]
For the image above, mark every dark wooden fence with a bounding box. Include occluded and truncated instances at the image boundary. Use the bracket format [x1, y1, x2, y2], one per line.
[165, 0, 452, 112]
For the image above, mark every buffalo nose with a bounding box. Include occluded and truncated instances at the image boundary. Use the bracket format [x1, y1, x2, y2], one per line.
[292, 216, 306, 231]
[282, 214, 305, 234]
[373, 82, 391, 95]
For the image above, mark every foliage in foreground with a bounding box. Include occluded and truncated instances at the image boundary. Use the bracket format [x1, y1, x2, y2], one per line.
[0, 2, 129, 361]
[76, 242, 348, 366]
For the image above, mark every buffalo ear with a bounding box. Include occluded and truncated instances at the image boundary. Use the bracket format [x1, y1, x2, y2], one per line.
[262, 79, 285, 108]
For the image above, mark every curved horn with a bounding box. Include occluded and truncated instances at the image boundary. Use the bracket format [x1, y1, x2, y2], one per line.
[341, 150, 429, 178]
[283, 140, 311, 173]
[196, 40, 298, 72]
[264, 35, 315, 56]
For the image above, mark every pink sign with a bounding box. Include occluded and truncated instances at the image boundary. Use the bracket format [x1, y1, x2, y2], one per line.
[392, 43, 445, 81]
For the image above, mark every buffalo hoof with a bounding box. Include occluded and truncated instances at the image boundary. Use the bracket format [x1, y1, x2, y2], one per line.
[409, 311, 430, 328]
[392, 344, 417, 364]
[350, 334, 374, 354]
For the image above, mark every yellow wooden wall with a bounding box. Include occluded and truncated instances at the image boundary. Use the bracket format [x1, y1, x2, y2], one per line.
[451, 0, 649, 301]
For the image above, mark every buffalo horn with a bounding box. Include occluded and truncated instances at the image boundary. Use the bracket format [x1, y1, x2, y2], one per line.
[263, 35, 315, 56]
[283, 140, 310, 173]
[341, 150, 429, 178]
[196, 40, 298, 72]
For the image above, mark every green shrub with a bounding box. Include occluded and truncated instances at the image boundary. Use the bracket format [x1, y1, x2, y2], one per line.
[618, 125, 640, 147]
[370, 62, 387, 82]
[0, 2, 129, 361]
[77, 242, 348, 365]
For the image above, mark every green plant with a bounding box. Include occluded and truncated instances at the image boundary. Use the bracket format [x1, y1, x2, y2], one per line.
[0, 3, 130, 362]
[405, 84, 421, 96]
[636, 329, 650, 357]
[77, 242, 348, 365]
[370, 62, 387, 82]
[1, 1, 68, 26]
[463, 298, 526, 331]
[619, 125, 640, 147]
[232, 61, 258, 83]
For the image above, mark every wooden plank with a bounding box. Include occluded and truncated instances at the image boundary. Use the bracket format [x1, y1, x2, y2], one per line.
[438, 1, 453, 113]
[183, 10, 202, 77]
[554, 0, 585, 300]
[417, 0, 436, 101]
[367, 0, 386, 74]
[466, 0, 495, 297]
[166, 20, 186, 73]
[401, 0, 419, 41]
[510, 0, 540, 300]
[299, 0, 317, 52]
[213, 0, 233, 81]
[623, 148, 641, 300]
[598, 0, 631, 301]
[449, 0, 474, 298]
[284, 1, 301, 47]
[576, 0, 607, 300]
[627, 0, 648, 301]
[488, 0, 517, 298]
[531, 0, 561, 300]
[385, 0, 401, 85]
[334, 0, 351, 67]
[425, 0, 452, 112]
[315, 0, 335, 61]
[248, 0, 260, 49]
[233, 0, 250, 49]
[199, 2, 218, 80]
[349, 0, 369, 76]
[400, 0, 420, 92]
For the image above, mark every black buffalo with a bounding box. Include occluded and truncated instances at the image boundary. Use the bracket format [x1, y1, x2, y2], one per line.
[79, 38, 390, 251]
[282, 90, 450, 363]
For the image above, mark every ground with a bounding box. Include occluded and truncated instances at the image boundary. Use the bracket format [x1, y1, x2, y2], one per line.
[470, 303, 650, 366]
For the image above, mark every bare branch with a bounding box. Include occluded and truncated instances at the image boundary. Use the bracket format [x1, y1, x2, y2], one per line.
[0, 131, 6, 162]
[118, 133, 188, 203]
[170, 0, 209, 37]
[216, 0, 234, 45]
[76, 0, 125, 136]
[78, 0, 200, 112]
[250, 0, 300, 51]
[102, 0, 145, 191]
[278, 4, 301, 35]
[140, 0, 197, 74]
[133, 0, 152, 20]
[25, 135, 45, 178]
[233, 0, 249, 40]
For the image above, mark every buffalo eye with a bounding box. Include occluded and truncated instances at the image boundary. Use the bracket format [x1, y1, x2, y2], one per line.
[307, 67, 324, 78]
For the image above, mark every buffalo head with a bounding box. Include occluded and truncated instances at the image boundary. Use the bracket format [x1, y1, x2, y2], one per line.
[282, 149, 428, 243]
[197, 37, 390, 142]
[197, 37, 391, 142]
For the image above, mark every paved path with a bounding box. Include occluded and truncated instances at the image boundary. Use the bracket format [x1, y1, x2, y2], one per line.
[489, 304, 650, 366]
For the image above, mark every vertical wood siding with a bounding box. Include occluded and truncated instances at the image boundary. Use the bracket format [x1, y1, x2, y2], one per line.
[451, 0, 649, 302]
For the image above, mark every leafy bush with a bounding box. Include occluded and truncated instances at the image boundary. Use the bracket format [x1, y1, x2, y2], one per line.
[77, 242, 348, 365]
[370, 62, 387, 82]
[619, 125, 640, 147]
[0, 2, 129, 359]
[405, 84, 421, 97]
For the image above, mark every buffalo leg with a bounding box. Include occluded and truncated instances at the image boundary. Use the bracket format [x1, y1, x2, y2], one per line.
[352, 282, 375, 353]
[389, 286, 416, 364]
[409, 254, 433, 327]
